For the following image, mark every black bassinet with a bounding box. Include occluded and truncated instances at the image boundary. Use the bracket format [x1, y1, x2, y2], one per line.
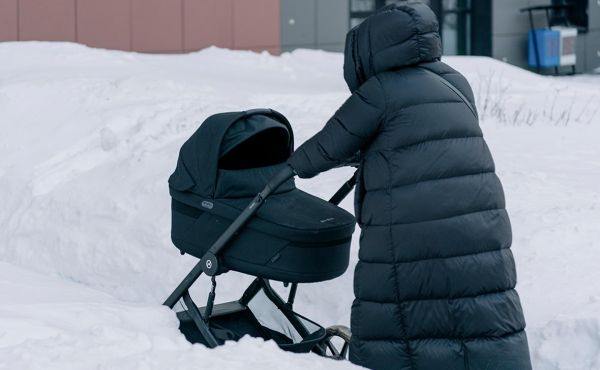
[168, 109, 355, 283]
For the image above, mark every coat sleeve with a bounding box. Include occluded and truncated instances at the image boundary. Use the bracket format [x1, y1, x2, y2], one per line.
[288, 76, 385, 179]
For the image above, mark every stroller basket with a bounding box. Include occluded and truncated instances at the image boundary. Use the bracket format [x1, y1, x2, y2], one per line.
[178, 279, 326, 354]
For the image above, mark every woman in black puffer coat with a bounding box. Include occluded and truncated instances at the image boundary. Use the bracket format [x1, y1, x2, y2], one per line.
[288, 3, 532, 370]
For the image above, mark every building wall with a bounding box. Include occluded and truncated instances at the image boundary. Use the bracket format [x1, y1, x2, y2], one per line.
[491, 0, 600, 72]
[491, 0, 531, 69]
[586, 0, 600, 72]
[280, 0, 349, 52]
[0, 0, 281, 53]
[1, 0, 597, 72]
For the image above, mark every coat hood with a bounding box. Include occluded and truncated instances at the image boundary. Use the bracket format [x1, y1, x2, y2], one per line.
[343, 2, 442, 92]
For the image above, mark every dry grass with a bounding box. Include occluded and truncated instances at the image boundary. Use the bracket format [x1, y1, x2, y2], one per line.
[473, 71, 599, 126]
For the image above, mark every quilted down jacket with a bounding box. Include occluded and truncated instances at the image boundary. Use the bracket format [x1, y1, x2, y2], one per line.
[288, 3, 532, 370]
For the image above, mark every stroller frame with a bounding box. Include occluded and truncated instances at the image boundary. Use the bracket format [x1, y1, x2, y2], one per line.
[163, 165, 357, 359]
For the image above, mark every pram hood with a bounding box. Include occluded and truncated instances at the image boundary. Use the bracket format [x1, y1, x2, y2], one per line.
[169, 109, 294, 198]
[168, 109, 356, 245]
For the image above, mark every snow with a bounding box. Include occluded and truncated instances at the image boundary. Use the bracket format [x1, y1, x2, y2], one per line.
[1, 41, 599, 369]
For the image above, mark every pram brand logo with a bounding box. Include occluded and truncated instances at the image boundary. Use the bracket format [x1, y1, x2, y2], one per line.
[205, 259, 212, 270]
[320, 217, 335, 223]
[201, 200, 214, 210]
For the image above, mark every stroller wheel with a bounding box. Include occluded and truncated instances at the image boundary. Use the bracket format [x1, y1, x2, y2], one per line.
[321, 325, 352, 360]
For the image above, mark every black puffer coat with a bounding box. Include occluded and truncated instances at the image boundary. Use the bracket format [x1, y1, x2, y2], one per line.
[288, 3, 532, 370]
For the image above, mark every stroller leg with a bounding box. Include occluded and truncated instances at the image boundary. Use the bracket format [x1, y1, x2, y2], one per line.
[286, 283, 298, 309]
[163, 264, 204, 308]
[260, 279, 311, 339]
[182, 291, 219, 348]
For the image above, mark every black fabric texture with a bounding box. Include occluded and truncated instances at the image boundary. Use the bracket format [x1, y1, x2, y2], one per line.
[169, 109, 355, 282]
[288, 3, 531, 370]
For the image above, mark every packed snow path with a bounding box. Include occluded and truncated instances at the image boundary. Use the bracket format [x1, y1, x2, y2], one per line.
[0, 42, 599, 369]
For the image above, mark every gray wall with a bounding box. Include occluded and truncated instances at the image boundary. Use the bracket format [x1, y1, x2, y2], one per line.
[280, 0, 349, 52]
[492, 0, 600, 72]
[278, 0, 600, 73]
[586, 0, 600, 72]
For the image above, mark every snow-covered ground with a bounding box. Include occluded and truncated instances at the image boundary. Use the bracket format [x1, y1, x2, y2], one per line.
[0, 42, 599, 369]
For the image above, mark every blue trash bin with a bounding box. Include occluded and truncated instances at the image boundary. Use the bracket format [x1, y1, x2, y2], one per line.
[528, 29, 560, 68]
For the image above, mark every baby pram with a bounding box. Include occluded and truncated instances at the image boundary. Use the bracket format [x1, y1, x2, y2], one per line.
[163, 108, 358, 359]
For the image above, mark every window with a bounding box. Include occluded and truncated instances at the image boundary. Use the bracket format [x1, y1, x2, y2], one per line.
[426, 0, 491, 56]
[347, 0, 491, 56]
[437, 0, 470, 55]
[349, 0, 427, 27]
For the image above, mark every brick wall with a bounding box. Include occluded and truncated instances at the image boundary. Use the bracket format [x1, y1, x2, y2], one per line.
[0, 0, 281, 53]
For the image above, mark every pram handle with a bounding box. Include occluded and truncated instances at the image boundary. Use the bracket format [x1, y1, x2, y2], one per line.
[328, 171, 357, 206]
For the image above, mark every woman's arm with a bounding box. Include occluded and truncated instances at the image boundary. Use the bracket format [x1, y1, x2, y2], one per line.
[288, 76, 385, 178]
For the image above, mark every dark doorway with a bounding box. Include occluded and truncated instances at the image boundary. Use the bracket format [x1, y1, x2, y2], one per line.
[349, 0, 392, 28]
[349, 0, 492, 56]
[429, 0, 491, 56]
[551, 0, 589, 32]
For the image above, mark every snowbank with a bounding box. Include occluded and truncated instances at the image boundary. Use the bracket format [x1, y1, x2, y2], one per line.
[0, 262, 351, 370]
[1, 42, 599, 369]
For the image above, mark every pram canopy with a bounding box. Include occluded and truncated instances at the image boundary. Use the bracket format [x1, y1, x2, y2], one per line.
[169, 109, 355, 283]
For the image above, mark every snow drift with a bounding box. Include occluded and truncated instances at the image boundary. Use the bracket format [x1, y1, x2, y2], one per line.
[0, 42, 599, 369]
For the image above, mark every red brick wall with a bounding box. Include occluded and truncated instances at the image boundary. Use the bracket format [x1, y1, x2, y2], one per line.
[77, 0, 131, 50]
[19, 0, 77, 41]
[0, 0, 18, 40]
[0, 0, 280, 53]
